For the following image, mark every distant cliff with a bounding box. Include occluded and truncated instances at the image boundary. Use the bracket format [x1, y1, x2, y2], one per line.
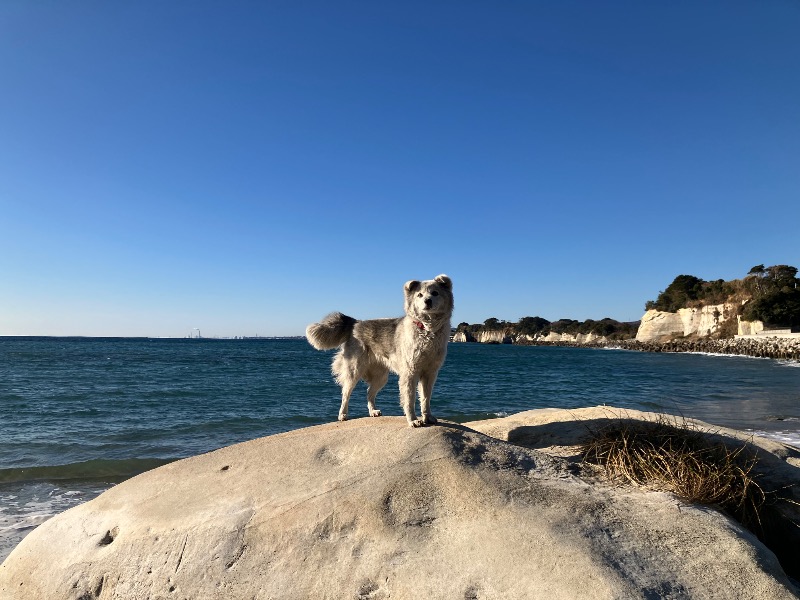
[453, 264, 799, 346]
[636, 264, 800, 342]
[454, 317, 638, 345]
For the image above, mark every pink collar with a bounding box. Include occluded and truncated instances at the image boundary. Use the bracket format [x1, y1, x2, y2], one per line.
[413, 320, 426, 331]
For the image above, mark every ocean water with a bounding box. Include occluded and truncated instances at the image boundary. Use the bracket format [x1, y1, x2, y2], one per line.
[1, 337, 799, 561]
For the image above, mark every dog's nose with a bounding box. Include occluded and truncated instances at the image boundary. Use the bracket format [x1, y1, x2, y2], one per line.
[424, 298, 432, 307]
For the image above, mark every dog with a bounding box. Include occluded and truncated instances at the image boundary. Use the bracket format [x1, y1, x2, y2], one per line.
[306, 275, 453, 427]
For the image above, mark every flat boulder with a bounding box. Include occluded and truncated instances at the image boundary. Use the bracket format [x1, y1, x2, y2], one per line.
[1, 416, 797, 599]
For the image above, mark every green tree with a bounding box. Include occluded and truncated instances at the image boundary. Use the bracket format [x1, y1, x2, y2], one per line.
[765, 265, 798, 291]
[742, 289, 800, 327]
[742, 264, 800, 327]
[517, 316, 549, 335]
[483, 317, 501, 330]
[646, 275, 704, 312]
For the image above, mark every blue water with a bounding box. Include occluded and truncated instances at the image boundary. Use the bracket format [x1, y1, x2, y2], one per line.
[1, 337, 799, 560]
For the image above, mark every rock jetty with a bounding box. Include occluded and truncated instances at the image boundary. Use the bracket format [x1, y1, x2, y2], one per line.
[458, 333, 800, 360]
[2, 410, 799, 599]
[530, 337, 800, 360]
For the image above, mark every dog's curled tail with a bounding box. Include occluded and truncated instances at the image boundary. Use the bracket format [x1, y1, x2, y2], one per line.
[305, 312, 357, 350]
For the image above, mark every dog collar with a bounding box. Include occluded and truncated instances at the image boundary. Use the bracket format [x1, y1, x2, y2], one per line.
[413, 320, 426, 331]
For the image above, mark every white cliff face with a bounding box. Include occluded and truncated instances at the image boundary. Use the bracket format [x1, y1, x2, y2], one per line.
[540, 331, 607, 344]
[452, 331, 610, 344]
[636, 303, 737, 342]
[737, 317, 764, 336]
[475, 330, 511, 344]
[635, 311, 684, 342]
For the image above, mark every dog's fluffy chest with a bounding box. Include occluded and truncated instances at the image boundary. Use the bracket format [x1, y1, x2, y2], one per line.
[397, 319, 447, 369]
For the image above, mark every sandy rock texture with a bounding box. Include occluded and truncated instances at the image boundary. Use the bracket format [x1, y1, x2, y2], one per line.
[1, 412, 798, 599]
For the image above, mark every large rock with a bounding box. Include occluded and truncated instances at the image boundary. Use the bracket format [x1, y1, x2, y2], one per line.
[1, 415, 798, 599]
[468, 407, 800, 581]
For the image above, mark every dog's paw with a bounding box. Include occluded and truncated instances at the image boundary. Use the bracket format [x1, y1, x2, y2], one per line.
[422, 414, 438, 425]
[409, 419, 424, 428]
[338, 414, 348, 422]
[369, 409, 382, 417]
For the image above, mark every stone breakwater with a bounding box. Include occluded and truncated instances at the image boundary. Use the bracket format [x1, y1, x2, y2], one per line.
[514, 337, 800, 360]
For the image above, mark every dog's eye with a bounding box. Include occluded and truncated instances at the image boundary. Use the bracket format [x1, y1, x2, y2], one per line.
[431, 291, 439, 296]
[417, 293, 423, 298]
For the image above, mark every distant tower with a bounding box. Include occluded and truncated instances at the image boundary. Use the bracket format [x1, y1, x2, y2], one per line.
[193, 328, 201, 339]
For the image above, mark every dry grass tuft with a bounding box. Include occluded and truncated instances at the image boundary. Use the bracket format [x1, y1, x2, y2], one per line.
[581, 415, 766, 531]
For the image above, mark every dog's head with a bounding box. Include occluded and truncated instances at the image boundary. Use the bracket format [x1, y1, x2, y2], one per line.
[404, 274, 454, 321]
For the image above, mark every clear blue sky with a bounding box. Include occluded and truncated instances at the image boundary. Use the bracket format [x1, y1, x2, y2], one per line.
[2, 1, 799, 337]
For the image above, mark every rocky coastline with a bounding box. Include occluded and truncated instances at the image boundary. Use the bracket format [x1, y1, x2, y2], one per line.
[457, 334, 800, 360]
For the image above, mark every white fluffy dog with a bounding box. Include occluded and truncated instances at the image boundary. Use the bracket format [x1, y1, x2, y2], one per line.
[306, 275, 453, 427]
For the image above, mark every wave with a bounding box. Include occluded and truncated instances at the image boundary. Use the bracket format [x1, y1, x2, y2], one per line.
[0, 457, 177, 485]
[682, 351, 770, 360]
[765, 415, 800, 423]
[750, 429, 800, 449]
[777, 359, 800, 368]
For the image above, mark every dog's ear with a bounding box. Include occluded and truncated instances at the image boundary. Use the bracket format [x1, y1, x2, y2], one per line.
[404, 280, 421, 295]
[434, 274, 452, 290]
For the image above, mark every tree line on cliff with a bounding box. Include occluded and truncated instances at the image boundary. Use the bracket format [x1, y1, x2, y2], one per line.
[455, 316, 640, 341]
[644, 264, 800, 328]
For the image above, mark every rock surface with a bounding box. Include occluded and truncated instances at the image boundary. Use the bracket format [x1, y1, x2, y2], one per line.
[2, 412, 799, 600]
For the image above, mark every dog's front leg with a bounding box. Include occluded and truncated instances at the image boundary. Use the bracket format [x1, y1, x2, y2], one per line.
[399, 374, 422, 427]
[418, 373, 438, 425]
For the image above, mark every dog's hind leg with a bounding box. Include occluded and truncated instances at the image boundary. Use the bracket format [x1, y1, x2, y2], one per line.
[333, 345, 361, 422]
[338, 376, 356, 422]
[365, 367, 388, 417]
[418, 372, 438, 425]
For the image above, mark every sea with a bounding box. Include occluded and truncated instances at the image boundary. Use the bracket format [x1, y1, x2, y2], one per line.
[1, 337, 799, 561]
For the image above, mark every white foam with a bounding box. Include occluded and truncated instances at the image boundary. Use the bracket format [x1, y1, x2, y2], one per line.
[749, 430, 800, 449]
[683, 351, 769, 360]
[777, 359, 800, 368]
[0, 483, 107, 563]
[0, 513, 53, 533]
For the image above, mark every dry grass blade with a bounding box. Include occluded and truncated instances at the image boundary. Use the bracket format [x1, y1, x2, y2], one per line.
[581, 415, 766, 533]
